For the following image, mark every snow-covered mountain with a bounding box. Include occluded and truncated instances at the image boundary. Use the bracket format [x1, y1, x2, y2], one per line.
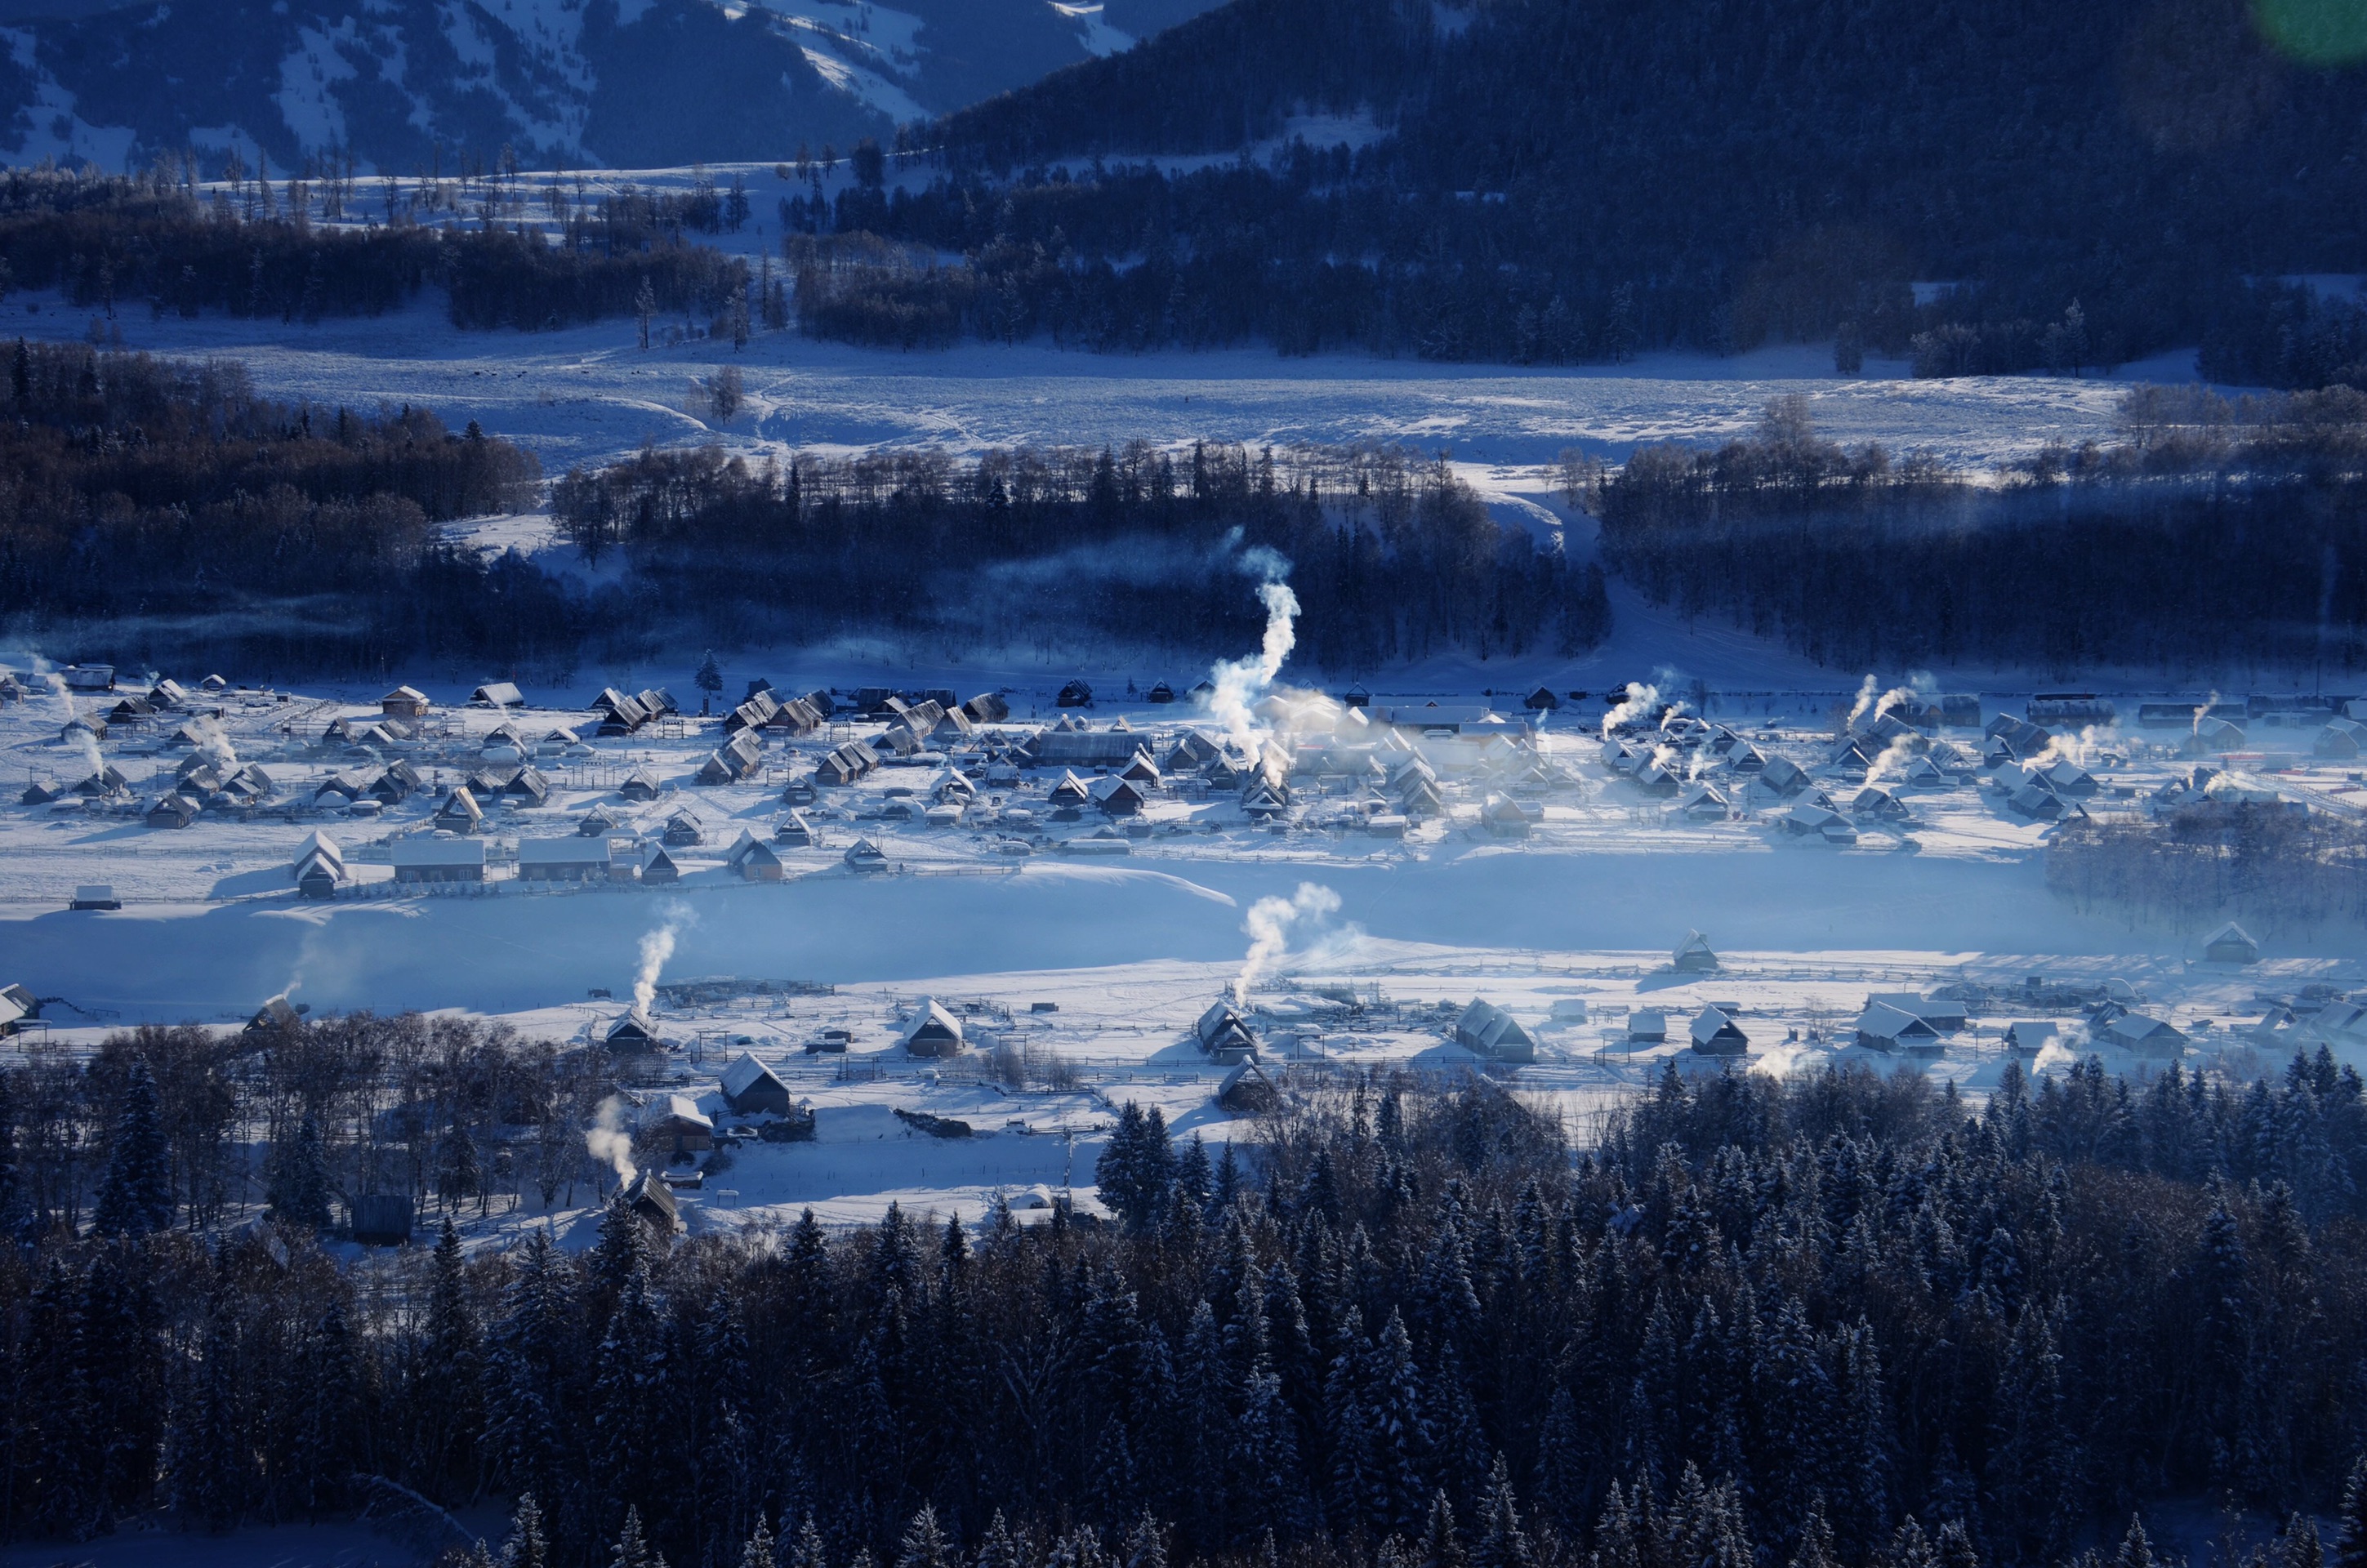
[0, 0, 1209, 172]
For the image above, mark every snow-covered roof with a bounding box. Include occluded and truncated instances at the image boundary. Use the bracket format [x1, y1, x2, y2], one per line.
[519, 838, 612, 866]
[390, 838, 487, 866]
[721, 1049, 785, 1100]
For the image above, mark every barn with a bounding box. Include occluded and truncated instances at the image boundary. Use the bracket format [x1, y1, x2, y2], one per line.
[470, 682, 525, 708]
[1854, 1001, 1941, 1053]
[518, 839, 615, 882]
[390, 839, 487, 884]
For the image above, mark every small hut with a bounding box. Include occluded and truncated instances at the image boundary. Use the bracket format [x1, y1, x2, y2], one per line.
[1453, 1000, 1537, 1062]
[643, 1094, 714, 1155]
[1193, 1001, 1260, 1063]
[351, 1194, 415, 1245]
[605, 1007, 662, 1050]
[845, 837, 888, 872]
[470, 681, 525, 708]
[727, 831, 785, 882]
[620, 768, 664, 803]
[775, 810, 817, 847]
[1056, 679, 1094, 708]
[381, 685, 432, 719]
[1628, 1009, 1668, 1045]
[622, 1169, 682, 1233]
[1689, 1007, 1749, 1056]
[1217, 1061, 1280, 1115]
[1671, 930, 1719, 973]
[434, 787, 485, 833]
[638, 844, 681, 884]
[2203, 921, 2259, 964]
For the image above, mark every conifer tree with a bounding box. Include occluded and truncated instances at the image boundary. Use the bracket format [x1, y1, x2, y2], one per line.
[1471, 1456, 1535, 1568]
[1420, 1493, 1467, 1568]
[613, 1505, 665, 1568]
[901, 1505, 958, 1568]
[2336, 1458, 2367, 1568]
[503, 1493, 551, 1568]
[266, 1113, 332, 1230]
[740, 1517, 777, 1568]
[787, 1512, 830, 1568]
[92, 1062, 174, 1236]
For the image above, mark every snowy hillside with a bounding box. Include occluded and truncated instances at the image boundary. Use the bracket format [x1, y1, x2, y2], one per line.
[0, 0, 1212, 171]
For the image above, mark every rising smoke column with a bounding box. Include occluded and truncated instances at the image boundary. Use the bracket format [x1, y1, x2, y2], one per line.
[1204, 547, 1300, 755]
[1234, 882, 1343, 1002]
[585, 1096, 636, 1187]
[631, 911, 684, 1014]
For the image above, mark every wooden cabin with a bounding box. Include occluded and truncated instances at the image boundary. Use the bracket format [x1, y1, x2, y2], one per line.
[721, 1051, 795, 1116]
[902, 999, 966, 1057]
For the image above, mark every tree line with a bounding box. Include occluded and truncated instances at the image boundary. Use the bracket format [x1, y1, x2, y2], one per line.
[0, 167, 752, 336]
[903, 0, 2367, 373]
[551, 439, 1611, 669]
[1593, 392, 2367, 675]
[0, 341, 573, 675]
[5, 1045, 2367, 1568]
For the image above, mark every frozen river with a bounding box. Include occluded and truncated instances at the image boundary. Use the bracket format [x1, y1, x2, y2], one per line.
[1, 844, 2322, 1023]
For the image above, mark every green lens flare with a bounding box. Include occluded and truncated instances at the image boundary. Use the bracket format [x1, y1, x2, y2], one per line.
[2254, 0, 2367, 64]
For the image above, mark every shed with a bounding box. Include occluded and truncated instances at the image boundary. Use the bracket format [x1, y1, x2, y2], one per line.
[662, 809, 704, 847]
[1523, 686, 1561, 711]
[1056, 679, 1094, 708]
[1627, 1009, 1668, 1045]
[638, 844, 681, 884]
[71, 884, 120, 910]
[902, 998, 966, 1057]
[470, 682, 525, 708]
[0, 983, 36, 1035]
[1689, 1007, 1749, 1056]
[620, 768, 664, 803]
[775, 810, 818, 848]
[2318, 719, 2367, 759]
[381, 685, 431, 719]
[1453, 999, 1538, 1062]
[2191, 920, 2260, 965]
[2186, 716, 2247, 754]
[390, 838, 487, 883]
[1759, 757, 1809, 796]
[721, 1051, 794, 1116]
[1671, 930, 1718, 973]
[727, 831, 785, 882]
[519, 838, 615, 881]
[61, 663, 114, 692]
[579, 804, 625, 836]
[351, 1194, 415, 1246]
[1193, 1001, 1261, 1063]
[845, 837, 889, 872]
[1048, 771, 1091, 808]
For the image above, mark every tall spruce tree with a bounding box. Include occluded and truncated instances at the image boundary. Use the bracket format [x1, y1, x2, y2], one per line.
[92, 1062, 173, 1236]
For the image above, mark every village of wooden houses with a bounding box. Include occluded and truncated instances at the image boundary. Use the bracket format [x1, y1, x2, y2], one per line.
[3, 655, 2365, 1241]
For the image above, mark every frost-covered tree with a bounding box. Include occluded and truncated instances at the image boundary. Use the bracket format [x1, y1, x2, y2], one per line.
[92, 1062, 173, 1236]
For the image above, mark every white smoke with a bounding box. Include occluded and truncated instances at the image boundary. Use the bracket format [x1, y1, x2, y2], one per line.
[1844, 675, 1879, 731]
[1866, 731, 1920, 782]
[2192, 690, 2220, 737]
[2032, 1037, 2076, 1076]
[631, 913, 684, 1013]
[1601, 681, 1661, 741]
[585, 1095, 637, 1186]
[68, 724, 103, 781]
[1234, 880, 1342, 1002]
[1749, 1040, 1814, 1080]
[1206, 554, 1301, 755]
